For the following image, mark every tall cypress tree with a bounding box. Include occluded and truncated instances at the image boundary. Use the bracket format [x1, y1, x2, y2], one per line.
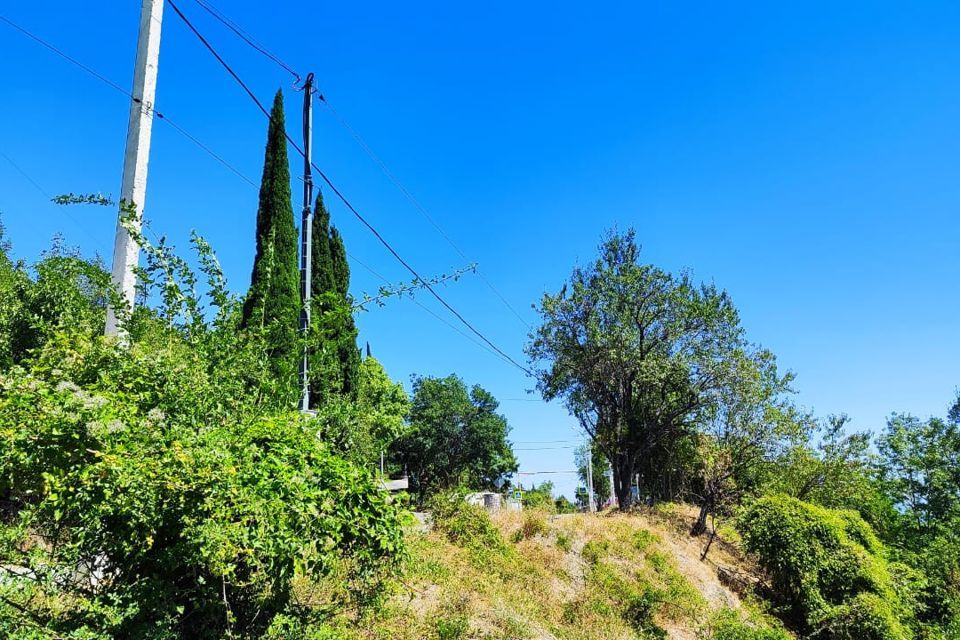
[309, 192, 360, 405]
[329, 225, 361, 397]
[241, 90, 300, 391]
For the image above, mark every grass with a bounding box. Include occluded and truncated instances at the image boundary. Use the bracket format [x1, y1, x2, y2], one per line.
[318, 505, 794, 640]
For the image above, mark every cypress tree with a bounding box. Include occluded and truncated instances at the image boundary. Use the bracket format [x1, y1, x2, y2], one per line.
[309, 192, 360, 405]
[241, 90, 300, 391]
[329, 225, 361, 397]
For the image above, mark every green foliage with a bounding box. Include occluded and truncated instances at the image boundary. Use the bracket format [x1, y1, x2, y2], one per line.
[0, 239, 112, 368]
[764, 415, 896, 536]
[313, 356, 410, 466]
[691, 349, 802, 536]
[878, 412, 960, 544]
[737, 495, 914, 639]
[521, 481, 555, 512]
[390, 375, 517, 503]
[241, 89, 300, 390]
[818, 593, 910, 640]
[0, 334, 404, 638]
[309, 194, 360, 404]
[0, 227, 406, 639]
[705, 608, 792, 640]
[527, 229, 771, 509]
[554, 495, 578, 514]
[428, 490, 504, 550]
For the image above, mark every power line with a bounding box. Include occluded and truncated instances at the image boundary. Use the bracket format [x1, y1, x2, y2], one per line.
[0, 149, 103, 247]
[0, 13, 256, 190]
[175, 1, 533, 332]
[319, 97, 533, 331]
[192, 0, 301, 83]
[516, 471, 579, 475]
[167, 0, 532, 376]
[346, 251, 517, 367]
[515, 446, 577, 451]
[0, 150, 50, 199]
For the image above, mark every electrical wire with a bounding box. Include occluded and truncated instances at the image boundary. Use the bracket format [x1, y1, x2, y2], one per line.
[192, 0, 301, 83]
[516, 471, 579, 475]
[0, 149, 100, 246]
[346, 251, 517, 367]
[0, 14, 256, 189]
[319, 96, 533, 331]
[175, 1, 533, 331]
[166, 0, 532, 375]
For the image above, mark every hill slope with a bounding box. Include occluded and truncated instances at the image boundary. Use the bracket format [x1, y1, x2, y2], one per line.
[329, 505, 790, 640]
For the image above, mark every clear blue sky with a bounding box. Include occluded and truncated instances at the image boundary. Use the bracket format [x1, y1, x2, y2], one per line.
[2, 1, 958, 499]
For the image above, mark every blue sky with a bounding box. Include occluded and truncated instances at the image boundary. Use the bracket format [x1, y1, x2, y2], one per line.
[1, 1, 958, 499]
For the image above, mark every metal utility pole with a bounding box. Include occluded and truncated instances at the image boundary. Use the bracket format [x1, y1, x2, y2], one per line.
[587, 445, 596, 512]
[105, 0, 164, 337]
[298, 73, 315, 412]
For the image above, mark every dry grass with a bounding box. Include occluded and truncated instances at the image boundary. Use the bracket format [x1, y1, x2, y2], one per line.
[329, 504, 784, 640]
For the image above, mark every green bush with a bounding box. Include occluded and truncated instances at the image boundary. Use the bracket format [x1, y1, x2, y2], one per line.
[429, 490, 504, 550]
[0, 228, 407, 639]
[0, 333, 406, 639]
[706, 608, 792, 640]
[819, 593, 910, 640]
[514, 511, 550, 541]
[737, 495, 914, 638]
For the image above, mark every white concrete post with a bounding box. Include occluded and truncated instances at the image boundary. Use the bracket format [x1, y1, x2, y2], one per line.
[105, 0, 164, 337]
[587, 445, 596, 512]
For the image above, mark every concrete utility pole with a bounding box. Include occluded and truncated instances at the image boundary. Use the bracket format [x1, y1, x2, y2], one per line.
[586, 445, 596, 512]
[105, 0, 164, 337]
[298, 73, 315, 412]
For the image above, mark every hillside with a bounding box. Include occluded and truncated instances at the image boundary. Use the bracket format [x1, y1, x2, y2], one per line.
[329, 504, 789, 640]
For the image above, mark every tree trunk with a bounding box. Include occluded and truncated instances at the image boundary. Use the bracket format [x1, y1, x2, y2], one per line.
[691, 495, 712, 536]
[613, 457, 634, 510]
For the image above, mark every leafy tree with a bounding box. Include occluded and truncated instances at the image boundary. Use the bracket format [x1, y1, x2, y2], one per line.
[527, 229, 753, 509]
[309, 193, 361, 404]
[522, 481, 556, 511]
[763, 415, 896, 536]
[390, 374, 517, 503]
[690, 349, 801, 536]
[878, 411, 960, 541]
[314, 355, 410, 467]
[241, 89, 300, 393]
[874, 404, 960, 633]
[575, 441, 612, 507]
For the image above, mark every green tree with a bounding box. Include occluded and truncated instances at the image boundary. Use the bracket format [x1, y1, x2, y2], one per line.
[309, 193, 360, 404]
[763, 415, 896, 536]
[690, 349, 802, 536]
[878, 411, 960, 540]
[314, 355, 410, 466]
[241, 89, 300, 393]
[390, 374, 517, 503]
[527, 229, 752, 509]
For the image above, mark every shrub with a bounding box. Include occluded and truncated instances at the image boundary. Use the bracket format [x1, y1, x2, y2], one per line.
[706, 608, 792, 640]
[0, 332, 406, 639]
[514, 511, 550, 541]
[819, 593, 910, 640]
[737, 495, 914, 638]
[428, 490, 504, 550]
